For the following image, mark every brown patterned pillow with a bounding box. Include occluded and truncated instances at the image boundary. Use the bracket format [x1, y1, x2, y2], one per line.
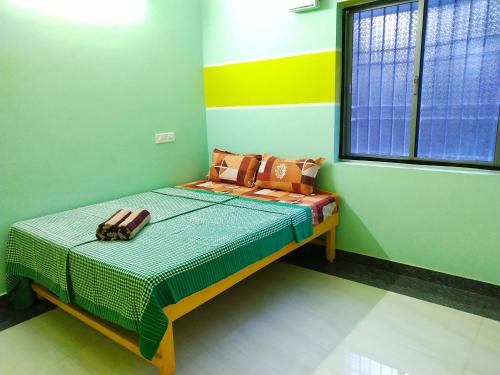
[255, 154, 324, 195]
[208, 149, 261, 187]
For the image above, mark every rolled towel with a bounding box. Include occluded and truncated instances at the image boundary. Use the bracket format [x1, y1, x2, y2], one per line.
[96, 209, 132, 241]
[118, 209, 151, 240]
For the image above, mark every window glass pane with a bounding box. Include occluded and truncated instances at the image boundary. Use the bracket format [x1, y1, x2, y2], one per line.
[418, 0, 500, 162]
[350, 2, 418, 157]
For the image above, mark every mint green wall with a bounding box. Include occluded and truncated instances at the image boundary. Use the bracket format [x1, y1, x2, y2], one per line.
[202, 0, 500, 285]
[202, 0, 337, 65]
[206, 105, 337, 187]
[0, 0, 207, 294]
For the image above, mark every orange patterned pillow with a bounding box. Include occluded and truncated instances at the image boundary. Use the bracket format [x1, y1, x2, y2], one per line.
[208, 149, 261, 187]
[255, 154, 324, 195]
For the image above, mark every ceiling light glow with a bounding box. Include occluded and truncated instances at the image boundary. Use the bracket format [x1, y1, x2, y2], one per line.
[9, 0, 148, 25]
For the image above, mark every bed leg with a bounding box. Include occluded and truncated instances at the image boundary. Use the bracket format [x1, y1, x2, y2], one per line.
[326, 228, 336, 263]
[158, 322, 176, 375]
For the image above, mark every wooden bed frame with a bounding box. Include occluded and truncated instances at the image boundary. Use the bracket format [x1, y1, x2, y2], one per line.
[32, 208, 339, 375]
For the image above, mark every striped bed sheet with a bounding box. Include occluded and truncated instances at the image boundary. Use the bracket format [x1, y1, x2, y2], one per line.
[178, 180, 339, 225]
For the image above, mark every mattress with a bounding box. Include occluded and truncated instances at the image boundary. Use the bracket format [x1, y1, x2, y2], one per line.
[6, 187, 313, 360]
[179, 180, 339, 225]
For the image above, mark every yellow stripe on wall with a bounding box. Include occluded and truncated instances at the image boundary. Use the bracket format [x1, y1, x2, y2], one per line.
[204, 51, 338, 107]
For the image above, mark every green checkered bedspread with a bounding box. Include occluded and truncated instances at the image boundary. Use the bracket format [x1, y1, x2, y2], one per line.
[5, 188, 312, 360]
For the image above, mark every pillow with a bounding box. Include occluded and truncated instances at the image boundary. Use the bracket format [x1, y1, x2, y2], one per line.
[208, 149, 261, 187]
[255, 154, 324, 195]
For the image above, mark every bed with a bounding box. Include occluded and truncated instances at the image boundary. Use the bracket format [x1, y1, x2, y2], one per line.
[6, 182, 339, 375]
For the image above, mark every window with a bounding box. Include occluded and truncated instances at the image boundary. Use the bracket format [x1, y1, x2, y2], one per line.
[342, 0, 500, 169]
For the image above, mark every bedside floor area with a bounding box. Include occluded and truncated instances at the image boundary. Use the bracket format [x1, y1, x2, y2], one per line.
[1, 261, 499, 375]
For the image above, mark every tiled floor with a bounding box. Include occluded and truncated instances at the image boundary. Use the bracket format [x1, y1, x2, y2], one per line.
[0, 262, 499, 375]
[284, 245, 500, 321]
[0, 296, 54, 332]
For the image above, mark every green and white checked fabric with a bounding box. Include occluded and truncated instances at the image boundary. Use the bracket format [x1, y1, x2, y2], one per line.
[6, 191, 219, 301]
[153, 187, 236, 203]
[223, 196, 313, 242]
[80, 191, 217, 223]
[69, 204, 296, 359]
[6, 209, 106, 301]
[5, 187, 312, 361]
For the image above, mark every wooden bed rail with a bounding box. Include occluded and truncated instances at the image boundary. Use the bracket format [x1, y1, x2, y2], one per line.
[33, 212, 339, 375]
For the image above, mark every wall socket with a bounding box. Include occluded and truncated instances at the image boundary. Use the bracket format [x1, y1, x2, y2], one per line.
[155, 132, 175, 144]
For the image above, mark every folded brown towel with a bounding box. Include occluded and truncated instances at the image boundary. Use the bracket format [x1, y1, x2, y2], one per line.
[96, 209, 131, 241]
[118, 209, 151, 240]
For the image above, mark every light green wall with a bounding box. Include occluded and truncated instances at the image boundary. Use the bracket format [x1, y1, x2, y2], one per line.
[203, 0, 500, 285]
[202, 0, 337, 65]
[0, 0, 208, 294]
[332, 162, 500, 285]
[206, 105, 337, 187]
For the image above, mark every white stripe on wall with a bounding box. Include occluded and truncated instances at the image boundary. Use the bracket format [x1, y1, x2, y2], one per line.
[203, 48, 341, 68]
[205, 102, 338, 110]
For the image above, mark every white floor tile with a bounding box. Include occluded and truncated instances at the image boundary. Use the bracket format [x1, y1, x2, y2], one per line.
[34, 355, 92, 375]
[0, 317, 69, 375]
[464, 318, 500, 375]
[0, 263, 497, 375]
[310, 290, 483, 375]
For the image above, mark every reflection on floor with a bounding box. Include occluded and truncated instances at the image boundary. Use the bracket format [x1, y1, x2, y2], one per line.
[0, 262, 498, 375]
[284, 245, 500, 321]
